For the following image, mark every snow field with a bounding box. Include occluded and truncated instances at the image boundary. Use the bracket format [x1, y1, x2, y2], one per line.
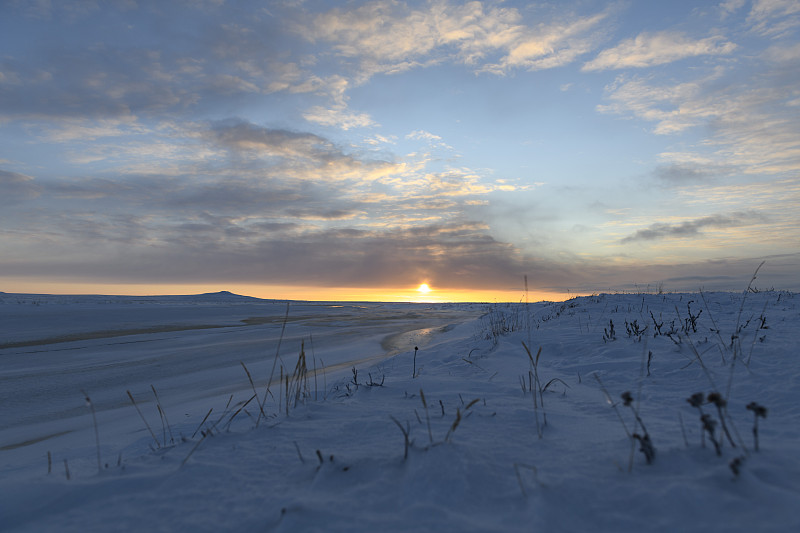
[1, 290, 799, 532]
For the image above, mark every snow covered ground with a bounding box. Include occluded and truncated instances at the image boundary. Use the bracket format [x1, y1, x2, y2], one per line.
[1, 289, 798, 532]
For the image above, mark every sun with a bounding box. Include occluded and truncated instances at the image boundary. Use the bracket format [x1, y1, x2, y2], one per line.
[417, 283, 431, 294]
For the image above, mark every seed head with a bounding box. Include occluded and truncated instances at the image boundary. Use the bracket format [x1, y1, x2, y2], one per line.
[621, 391, 633, 406]
[707, 392, 726, 408]
[701, 413, 717, 432]
[746, 402, 767, 418]
[687, 392, 705, 408]
[729, 456, 745, 477]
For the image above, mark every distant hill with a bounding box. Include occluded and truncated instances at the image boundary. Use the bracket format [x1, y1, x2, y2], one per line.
[188, 291, 265, 301]
[0, 291, 270, 304]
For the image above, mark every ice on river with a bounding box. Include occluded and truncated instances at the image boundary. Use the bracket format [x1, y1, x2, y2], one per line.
[0, 292, 480, 481]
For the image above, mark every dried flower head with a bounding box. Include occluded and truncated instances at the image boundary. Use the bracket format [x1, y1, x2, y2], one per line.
[746, 402, 768, 418]
[621, 391, 633, 406]
[729, 456, 745, 478]
[707, 392, 726, 408]
[687, 392, 705, 408]
[632, 432, 656, 464]
[701, 413, 717, 432]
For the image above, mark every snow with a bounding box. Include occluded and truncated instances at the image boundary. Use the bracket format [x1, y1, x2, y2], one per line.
[1, 290, 799, 532]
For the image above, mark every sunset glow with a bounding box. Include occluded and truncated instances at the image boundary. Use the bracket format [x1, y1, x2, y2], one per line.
[0, 279, 576, 304]
[1, 1, 798, 299]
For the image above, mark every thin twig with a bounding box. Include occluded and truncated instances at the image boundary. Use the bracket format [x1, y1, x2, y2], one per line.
[151, 385, 174, 445]
[81, 389, 102, 473]
[127, 390, 161, 448]
[594, 374, 631, 437]
[262, 302, 290, 420]
[240, 362, 268, 426]
[192, 408, 213, 439]
[727, 261, 766, 400]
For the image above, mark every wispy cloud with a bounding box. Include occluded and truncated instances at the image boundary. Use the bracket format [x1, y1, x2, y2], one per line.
[0, 169, 41, 204]
[747, 0, 800, 37]
[208, 120, 334, 159]
[292, 1, 612, 129]
[719, 0, 747, 18]
[583, 31, 736, 71]
[652, 162, 732, 185]
[481, 11, 609, 74]
[620, 211, 767, 243]
[0, 47, 196, 120]
[598, 53, 800, 174]
[406, 130, 442, 142]
[304, 1, 609, 78]
[302, 105, 375, 130]
[38, 117, 146, 142]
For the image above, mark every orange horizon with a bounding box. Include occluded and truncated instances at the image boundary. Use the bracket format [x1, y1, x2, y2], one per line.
[0, 280, 578, 303]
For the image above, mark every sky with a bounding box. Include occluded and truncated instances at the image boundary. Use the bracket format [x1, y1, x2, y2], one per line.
[1, 0, 799, 302]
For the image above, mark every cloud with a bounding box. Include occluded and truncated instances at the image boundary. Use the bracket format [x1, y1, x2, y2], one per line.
[418, 169, 497, 197]
[40, 117, 146, 142]
[47, 177, 136, 200]
[764, 41, 800, 63]
[597, 75, 709, 134]
[203, 119, 408, 185]
[300, 75, 376, 130]
[7, 114, 508, 225]
[1, 1, 606, 137]
[163, 180, 319, 213]
[0, 48, 193, 120]
[4, 171, 797, 292]
[583, 31, 736, 71]
[0, 105, 526, 289]
[0, 4, 325, 123]
[302, 105, 375, 130]
[3, 1, 799, 296]
[652, 163, 730, 185]
[406, 130, 442, 142]
[405, 130, 453, 151]
[747, 0, 800, 37]
[12, 0, 141, 21]
[307, 1, 445, 69]
[598, 56, 800, 174]
[0, 215, 529, 290]
[304, 1, 609, 78]
[620, 211, 766, 243]
[719, 0, 746, 18]
[0, 169, 41, 204]
[563, 253, 800, 293]
[208, 120, 331, 158]
[363, 134, 397, 146]
[0, 1, 606, 137]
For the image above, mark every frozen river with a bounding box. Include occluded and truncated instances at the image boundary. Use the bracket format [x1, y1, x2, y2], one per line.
[0, 292, 483, 479]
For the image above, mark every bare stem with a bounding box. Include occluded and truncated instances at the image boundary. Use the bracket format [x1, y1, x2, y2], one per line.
[127, 389, 161, 448]
[81, 389, 102, 473]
